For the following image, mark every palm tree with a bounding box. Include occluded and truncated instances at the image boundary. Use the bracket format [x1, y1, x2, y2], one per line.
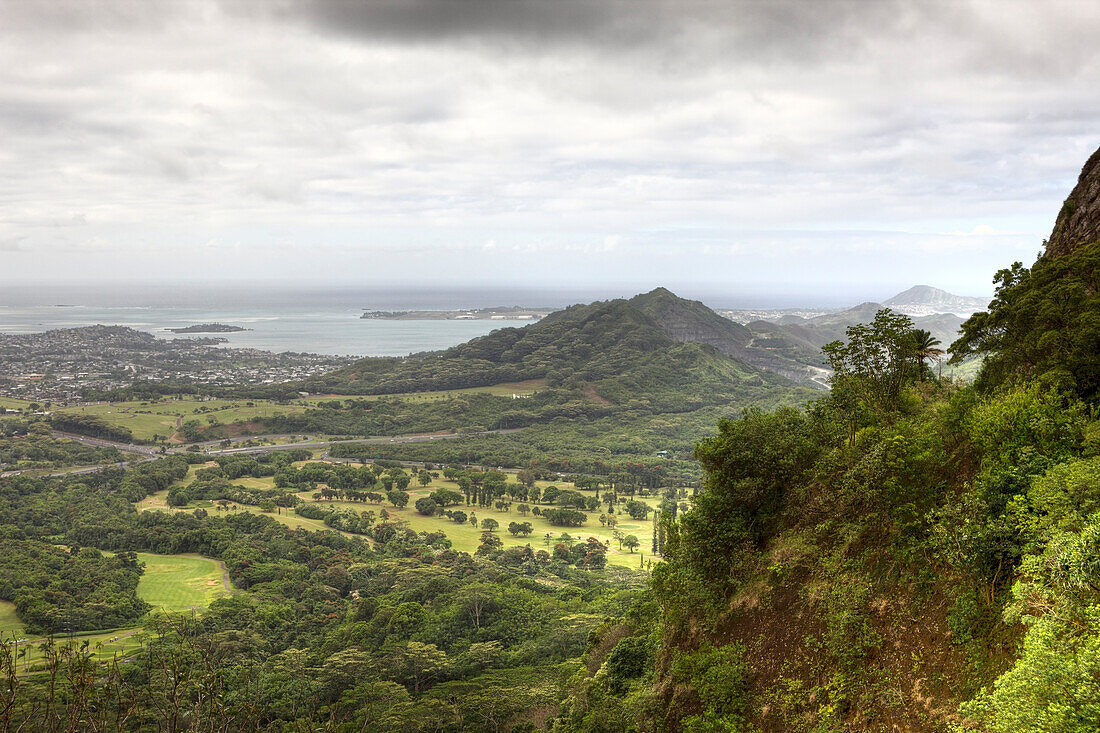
[911, 329, 944, 380]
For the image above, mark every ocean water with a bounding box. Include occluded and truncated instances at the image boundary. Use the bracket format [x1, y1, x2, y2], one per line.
[0, 304, 509, 357]
[0, 282, 846, 357]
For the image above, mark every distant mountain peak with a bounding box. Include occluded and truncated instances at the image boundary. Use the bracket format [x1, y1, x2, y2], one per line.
[881, 285, 988, 316]
[884, 285, 945, 302]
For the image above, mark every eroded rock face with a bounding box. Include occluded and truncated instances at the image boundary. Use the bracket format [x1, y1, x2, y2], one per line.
[1046, 145, 1100, 259]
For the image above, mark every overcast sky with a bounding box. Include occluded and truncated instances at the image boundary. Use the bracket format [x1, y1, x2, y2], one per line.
[2, 0, 1099, 303]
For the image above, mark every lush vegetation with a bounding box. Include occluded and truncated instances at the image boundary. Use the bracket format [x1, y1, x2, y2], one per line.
[543, 287, 1100, 731]
[0, 543, 148, 634]
[952, 240, 1100, 400]
[0, 457, 646, 730]
[301, 296, 726, 395]
[0, 418, 122, 469]
[48, 412, 136, 444]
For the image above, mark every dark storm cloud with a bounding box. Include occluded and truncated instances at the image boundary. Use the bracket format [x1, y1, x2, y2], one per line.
[235, 0, 905, 60]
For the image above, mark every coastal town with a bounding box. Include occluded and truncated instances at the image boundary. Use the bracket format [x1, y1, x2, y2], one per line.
[0, 325, 352, 404]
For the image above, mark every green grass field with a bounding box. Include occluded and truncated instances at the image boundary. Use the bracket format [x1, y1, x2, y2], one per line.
[288, 469, 666, 569]
[136, 553, 230, 613]
[0, 600, 22, 634]
[134, 464, 670, 568]
[48, 381, 546, 442]
[50, 398, 325, 441]
[1, 553, 229, 671]
[0, 397, 33, 410]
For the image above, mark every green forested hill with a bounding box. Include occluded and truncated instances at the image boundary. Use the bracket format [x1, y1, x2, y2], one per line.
[245, 291, 817, 470]
[303, 290, 774, 397]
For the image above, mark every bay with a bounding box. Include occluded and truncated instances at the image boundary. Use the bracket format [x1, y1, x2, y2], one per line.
[0, 304, 507, 357]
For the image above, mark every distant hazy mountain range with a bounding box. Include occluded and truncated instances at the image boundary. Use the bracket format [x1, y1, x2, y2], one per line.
[703, 285, 986, 385]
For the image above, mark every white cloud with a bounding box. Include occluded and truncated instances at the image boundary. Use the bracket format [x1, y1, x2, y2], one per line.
[0, 0, 1097, 298]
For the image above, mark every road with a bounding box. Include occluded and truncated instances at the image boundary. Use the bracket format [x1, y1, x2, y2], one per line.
[50, 430, 160, 456]
[0, 432, 161, 478]
[203, 428, 523, 457]
[0, 428, 523, 478]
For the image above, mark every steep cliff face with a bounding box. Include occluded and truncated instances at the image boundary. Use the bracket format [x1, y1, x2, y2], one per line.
[1046, 144, 1100, 259]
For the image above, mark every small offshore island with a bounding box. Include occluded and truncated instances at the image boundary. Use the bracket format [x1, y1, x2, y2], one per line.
[166, 323, 250, 334]
[361, 305, 551, 321]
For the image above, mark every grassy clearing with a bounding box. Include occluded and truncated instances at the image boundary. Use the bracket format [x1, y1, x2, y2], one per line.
[0, 397, 33, 410]
[134, 463, 670, 568]
[49, 382, 546, 442]
[136, 553, 229, 613]
[0, 600, 22, 634]
[1, 551, 233, 671]
[348, 379, 547, 403]
[51, 398, 321, 441]
[293, 469, 667, 569]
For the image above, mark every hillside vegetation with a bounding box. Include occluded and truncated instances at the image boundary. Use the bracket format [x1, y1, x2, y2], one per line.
[551, 145, 1100, 732]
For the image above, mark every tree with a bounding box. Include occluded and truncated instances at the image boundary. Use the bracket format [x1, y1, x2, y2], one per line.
[545, 508, 587, 527]
[476, 531, 503, 555]
[418, 470, 432, 486]
[430, 488, 464, 507]
[459, 583, 495, 630]
[335, 681, 410, 729]
[952, 245, 1100, 401]
[457, 476, 473, 503]
[517, 503, 531, 516]
[622, 535, 640, 553]
[911, 328, 944, 379]
[822, 309, 918, 412]
[385, 642, 448, 693]
[481, 517, 499, 532]
[414, 497, 438, 516]
[507, 521, 533, 537]
[387, 490, 409, 508]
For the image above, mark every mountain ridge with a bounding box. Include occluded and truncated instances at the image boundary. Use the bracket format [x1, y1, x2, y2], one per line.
[1046, 144, 1100, 259]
